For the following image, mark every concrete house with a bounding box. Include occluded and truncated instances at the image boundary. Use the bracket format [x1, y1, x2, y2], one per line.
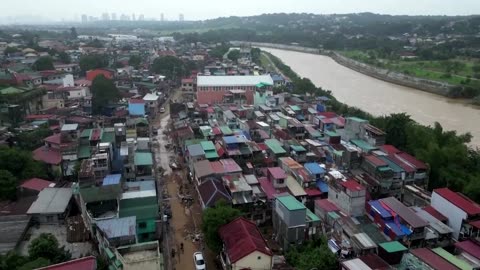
[272, 194, 307, 250]
[219, 217, 273, 270]
[431, 188, 480, 240]
[328, 179, 366, 217]
[27, 188, 73, 224]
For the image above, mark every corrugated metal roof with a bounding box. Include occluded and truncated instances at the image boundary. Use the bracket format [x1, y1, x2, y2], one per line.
[103, 174, 122, 186]
[455, 240, 480, 260]
[27, 188, 72, 214]
[197, 75, 273, 86]
[277, 194, 305, 211]
[432, 247, 473, 270]
[285, 176, 307, 197]
[434, 188, 480, 216]
[268, 167, 286, 179]
[379, 241, 407, 253]
[265, 139, 286, 154]
[121, 190, 156, 200]
[354, 233, 377, 249]
[304, 162, 325, 175]
[96, 216, 136, 238]
[341, 258, 373, 270]
[411, 206, 453, 235]
[187, 144, 205, 157]
[410, 248, 459, 270]
[381, 197, 428, 228]
[134, 152, 153, 166]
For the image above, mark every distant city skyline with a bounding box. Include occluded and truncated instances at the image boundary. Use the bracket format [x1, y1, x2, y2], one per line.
[1, 0, 480, 24]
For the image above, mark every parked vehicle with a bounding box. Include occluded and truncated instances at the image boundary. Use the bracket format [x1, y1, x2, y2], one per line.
[193, 252, 206, 270]
[160, 107, 166, 113]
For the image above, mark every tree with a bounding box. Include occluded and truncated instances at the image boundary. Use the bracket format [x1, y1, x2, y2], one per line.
[69, 27, 78, 39]
[0, 170, 17, 200]
[0, 146, 48, 180]
[251, 47, 261, 63]
[16, 127, 53, 151]
[58, 52, 71, 64]
[28, 233, 71, 264]
[0, 252, 29, 270]
[383, 113, 413, 150]
[79, 54, 108, 73]
[91, 75, 120, 115]
[285, 238, 337, 270]
[18, 258, 50, 270]
[227, 49, 240, 62]
[4, 46, 19, 55]
[151, 56, 187, 79]
[86, 38, 104, 48]
[32, 56, 54, 71]
[128, 55, 142, 69]
[209, 45, 229, 59]
[201, 201, 242, 253]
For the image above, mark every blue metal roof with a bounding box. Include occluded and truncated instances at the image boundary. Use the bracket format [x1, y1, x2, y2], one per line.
[187, 144, 205, 157]
[385, 221, 412, 237]
[316, 180, 329, 193]
[304, 163, 325, 175]
[103, 174, 122, 186]
[96, 216, 136, 238]
[369, 200, 392, 219]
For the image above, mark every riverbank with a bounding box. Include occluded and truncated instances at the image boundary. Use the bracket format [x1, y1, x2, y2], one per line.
[233, 41, 474, 102]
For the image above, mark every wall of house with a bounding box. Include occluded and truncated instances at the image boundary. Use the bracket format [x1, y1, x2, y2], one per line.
[232, 251, 272, 270]
[328, 187, 365, 217]
[431, 192, 467, 240]
[67, 88, 87, 99]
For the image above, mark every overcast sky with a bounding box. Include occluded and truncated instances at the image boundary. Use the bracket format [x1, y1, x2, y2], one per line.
[3, 0, 480, 22]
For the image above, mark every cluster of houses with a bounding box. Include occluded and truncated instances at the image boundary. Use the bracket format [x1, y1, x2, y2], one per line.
[167, 70, 480, 269]
[1, 33, 480, 270]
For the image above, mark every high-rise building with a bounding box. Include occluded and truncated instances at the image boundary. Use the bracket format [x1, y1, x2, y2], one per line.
[111, 13, 117, 20]
[139, 14, 144, 21]
[101, 13, 110, 21]
[81, 14, 88, 23]
[160, 13, 164, 22]
[132, 13, 136, 21]
[179, 13, 184, 21]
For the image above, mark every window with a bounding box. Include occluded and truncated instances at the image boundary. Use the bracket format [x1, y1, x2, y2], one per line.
[139, 222, 146, 228]
[46, 215, 54, 223]
[257, 256, 261, 260]
[277, 179, 284, 184]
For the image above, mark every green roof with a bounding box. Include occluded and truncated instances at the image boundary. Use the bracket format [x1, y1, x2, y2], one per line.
[347, 117, 368, 123]
[325, 130, 339, 137]
[350, 139, 376, 152]
[220, 126, 233, 135]
[432, 248, 473, 270]
[265, 139, 286, 155]
[256, 82, 273, 88]
[78, 145, 91, 159]
[290, 145, 306, 152]
[277, 195, 306, 211]
[0, 87, 25, 95]
[379, 241, 407, 253]
[134, 152, 153, 166]
[328, 211, 340, 219]
[289, 105, 301, 111]
[378, 156, 403, 173]
[378, 167, 393, 172]
[104, 247, 115, 259]
[79, 186, 120, 203]
[101, 131, 115, 143]
[306, 209, 320, 222]
[200, 141, 215, 151]
[80, 129, 92, 138]
[205, 150, 219, 159]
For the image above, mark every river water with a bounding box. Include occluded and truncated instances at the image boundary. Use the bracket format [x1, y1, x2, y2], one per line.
[262, 48, 480, 146]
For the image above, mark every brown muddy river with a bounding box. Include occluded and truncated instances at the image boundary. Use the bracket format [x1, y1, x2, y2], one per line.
[263, 48, 480, 146]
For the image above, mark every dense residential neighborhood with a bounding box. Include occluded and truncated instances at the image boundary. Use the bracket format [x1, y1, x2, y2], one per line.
[0, 18, 480, 270]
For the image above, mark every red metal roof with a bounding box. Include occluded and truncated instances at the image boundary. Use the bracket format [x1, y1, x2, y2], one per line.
[434, 188, 480, 216]
[33, 146, 62, 165]
[212, 127, 222, 135]
[219, 217, 272, 263]
[37, 256, 97, 270]
[455, 240, 480, 260]
[20, 178, 55, 192]
[25, 114, 55, 120]
[257, 143, 268, 151]
[44, 133, 61, 145]
[470, 220, 480, 229]
[129, 98, 145, 104]
[364, 155, 388, 167]
[381, 145, 401, 155]
[396, 152, 427, 170]
[386, 154, 415, 173]
[317, 112, 337, 118]
[341, 180, 366, 191]
[410, 248, 458, 270]
[268, 167, 286, 179]
[305, 187, 322, 197]
[359, 254, 390, 270]
[422, 206, 448, 222]
[315, 199, 339, 212]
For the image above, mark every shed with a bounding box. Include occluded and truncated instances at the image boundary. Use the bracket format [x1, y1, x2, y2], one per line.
[378, 241, 408, 265]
